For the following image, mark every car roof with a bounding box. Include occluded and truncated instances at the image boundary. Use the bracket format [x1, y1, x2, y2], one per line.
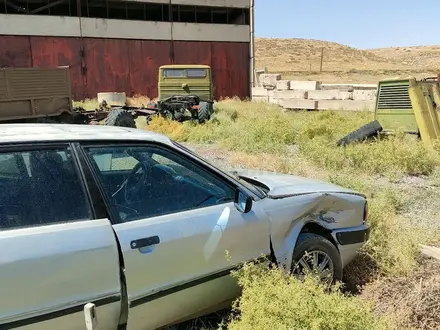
[0, 124, 173, 145]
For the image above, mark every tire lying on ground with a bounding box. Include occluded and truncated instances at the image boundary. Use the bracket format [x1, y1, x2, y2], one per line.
[336, 120, 383, 147]
[104, 109, 136, 128]
[197, 102, 212, 124]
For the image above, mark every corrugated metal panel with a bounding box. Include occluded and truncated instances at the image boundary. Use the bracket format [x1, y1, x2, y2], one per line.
[0, 71, 7, 99]
[30, 37, 85, 100]
[6, 68, 70, 98]
[126, 40, 171, 98]
[377, 80, 412, 110]
[0, 36, 32, 67]
[0, 36, 249, 101]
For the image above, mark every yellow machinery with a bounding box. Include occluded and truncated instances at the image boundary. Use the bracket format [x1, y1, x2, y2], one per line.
[337, 75, 440, 149]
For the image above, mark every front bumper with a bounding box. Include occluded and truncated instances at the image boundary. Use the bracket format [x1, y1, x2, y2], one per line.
[331, 224, 370, 268]
[334, 224, 370, 246]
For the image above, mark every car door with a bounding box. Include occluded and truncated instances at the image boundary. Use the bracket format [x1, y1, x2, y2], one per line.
[80, 141, 270, 330]
[0, 143, 122, 330]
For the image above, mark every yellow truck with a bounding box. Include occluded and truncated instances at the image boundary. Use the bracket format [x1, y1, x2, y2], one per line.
[147, 64, 215, 123]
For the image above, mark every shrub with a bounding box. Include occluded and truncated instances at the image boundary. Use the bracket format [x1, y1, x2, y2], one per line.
[226, 262, 392, 330]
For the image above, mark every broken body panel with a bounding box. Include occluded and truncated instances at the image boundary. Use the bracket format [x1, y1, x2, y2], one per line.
[233, 169, 369, 269]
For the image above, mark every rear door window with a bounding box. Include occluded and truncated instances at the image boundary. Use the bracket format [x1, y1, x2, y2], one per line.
[0, 147, 91, 229]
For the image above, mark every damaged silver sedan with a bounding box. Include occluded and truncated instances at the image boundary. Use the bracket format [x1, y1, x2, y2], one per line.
[0, 124, 369, 330]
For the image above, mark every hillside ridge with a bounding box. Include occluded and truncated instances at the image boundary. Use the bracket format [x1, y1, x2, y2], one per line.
[255, 37, 439, 83]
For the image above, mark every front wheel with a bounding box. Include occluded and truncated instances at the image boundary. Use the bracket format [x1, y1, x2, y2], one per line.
[291, 233, 342, 285]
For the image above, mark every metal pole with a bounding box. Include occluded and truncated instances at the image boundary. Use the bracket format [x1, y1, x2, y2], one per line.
[320, 47, 324, 72]
[249, 0, 255, 98]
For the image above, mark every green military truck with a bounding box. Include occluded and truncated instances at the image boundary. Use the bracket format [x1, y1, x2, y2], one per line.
[147, 64, 215, 123]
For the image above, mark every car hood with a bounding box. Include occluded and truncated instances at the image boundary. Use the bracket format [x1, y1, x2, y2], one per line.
[231, 169, 364, 199]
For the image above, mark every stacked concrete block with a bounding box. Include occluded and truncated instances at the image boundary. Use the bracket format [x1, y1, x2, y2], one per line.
[307, 90, 353, 101]
[274, 90, 308, 99]
[316, 100, 375, 112]
[260, 74, 281, 88]
[283, 99, 318, 110]
[353, 90, 377, 101]
[321, 83, 377, 91]
[276, 80, 291, 90]
[251, 87, 269, 102]
[289, 80, 321, 91]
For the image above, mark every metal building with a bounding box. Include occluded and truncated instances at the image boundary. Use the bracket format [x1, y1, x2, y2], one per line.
[0, 0, 254, 101]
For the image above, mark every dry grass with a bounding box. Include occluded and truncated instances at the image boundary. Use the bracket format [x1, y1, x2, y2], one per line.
[256, 38, 439, 83]
[362, 256, 440, 330]
[370, 45, 440, 71]
[142, 98, 440, 330]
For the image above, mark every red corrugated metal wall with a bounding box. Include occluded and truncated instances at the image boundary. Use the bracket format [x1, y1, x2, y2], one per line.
[0, 35, 249, 101]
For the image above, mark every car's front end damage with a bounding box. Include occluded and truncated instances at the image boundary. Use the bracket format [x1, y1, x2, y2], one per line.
[231, 169, 370, 272]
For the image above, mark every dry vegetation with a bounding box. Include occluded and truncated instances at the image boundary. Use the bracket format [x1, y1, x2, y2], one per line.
[255, 38, 439, 83]
[123, 98, 440, 330]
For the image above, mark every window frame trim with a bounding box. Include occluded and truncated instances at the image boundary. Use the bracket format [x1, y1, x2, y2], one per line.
[77, 140, 260, 225]
[0, 142, 98, 230]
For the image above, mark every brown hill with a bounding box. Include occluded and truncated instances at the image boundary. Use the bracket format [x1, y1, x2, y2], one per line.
[255, 38, 439, 83]
[369, 45, 440, 70]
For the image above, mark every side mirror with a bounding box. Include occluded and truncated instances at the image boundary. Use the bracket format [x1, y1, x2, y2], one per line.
[234, 189, 253, 213]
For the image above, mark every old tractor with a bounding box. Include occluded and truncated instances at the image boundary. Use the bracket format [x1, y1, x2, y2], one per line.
[337, 75, 440, 149]
[146, 64, 215, 124]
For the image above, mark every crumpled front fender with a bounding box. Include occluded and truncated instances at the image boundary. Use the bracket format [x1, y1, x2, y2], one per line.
[260, 191, 366, 270]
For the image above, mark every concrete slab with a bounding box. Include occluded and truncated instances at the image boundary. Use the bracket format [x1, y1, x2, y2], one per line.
[353, 90, 377, 101]
[420, 244, 440, 261]
[274, 90, 308, 99]
[316, 100, 375, 111]
[251, 96, 269, 103]
[308, 90, 353, 100]
[283, 99, 318, 110]
[260, 73, 282, 87]
[321, 83, 377, 91]
[289, 80, 321, 90]
[276, 80, 290, 90]
[269, 97, 281, 105]
[252, 87, 269, 97]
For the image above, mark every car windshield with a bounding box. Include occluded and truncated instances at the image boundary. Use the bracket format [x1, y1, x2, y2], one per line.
[171, 141, 267, 199]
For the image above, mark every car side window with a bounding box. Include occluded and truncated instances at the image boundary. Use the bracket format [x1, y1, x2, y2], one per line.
[0, 148, 91, 230]
[85, 145, 236, 222]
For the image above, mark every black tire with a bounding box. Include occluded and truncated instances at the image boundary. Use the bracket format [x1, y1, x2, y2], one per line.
[291, 233, 343, 284]
[198, 102, 211, 124]
[336, 120, 383, 147]
[104, 109, 136, 128]
[200, 101, 214, 115]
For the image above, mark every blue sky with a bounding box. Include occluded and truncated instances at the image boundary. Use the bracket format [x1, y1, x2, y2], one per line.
[254, 0, 440, 49]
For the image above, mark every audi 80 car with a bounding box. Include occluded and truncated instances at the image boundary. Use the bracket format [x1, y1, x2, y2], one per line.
[0, 124, 370, 330]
